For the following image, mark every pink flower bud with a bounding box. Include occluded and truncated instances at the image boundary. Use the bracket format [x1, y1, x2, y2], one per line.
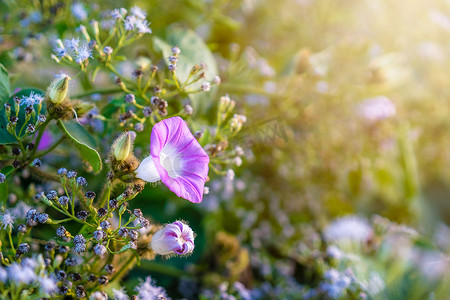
[151, 221, 194, 256]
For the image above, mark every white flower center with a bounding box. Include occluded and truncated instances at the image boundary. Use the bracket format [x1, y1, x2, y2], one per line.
[159, 145, 182, 178]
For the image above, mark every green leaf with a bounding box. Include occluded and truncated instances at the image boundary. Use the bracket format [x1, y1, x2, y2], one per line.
[57, 120, 102, 173]
[0, 63, 10, 102]
[0, 88, 46, 144]
[101, 98, 123, 118]
[153, 28, 218, 114]
[64, 120, 98, 148]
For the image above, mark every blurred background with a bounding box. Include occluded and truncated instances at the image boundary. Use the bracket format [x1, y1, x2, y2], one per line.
[2, 0, 450, 299]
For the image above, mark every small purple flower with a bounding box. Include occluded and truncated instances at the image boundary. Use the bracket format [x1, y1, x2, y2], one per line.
[151, 221, 194, 255]
[135, 117, 210, 203]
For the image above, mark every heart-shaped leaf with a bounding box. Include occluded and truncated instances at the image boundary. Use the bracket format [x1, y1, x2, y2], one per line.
[57, 120, 102, 173]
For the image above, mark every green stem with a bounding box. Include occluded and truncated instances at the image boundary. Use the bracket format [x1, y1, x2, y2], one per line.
[34, 135, 65, 158]
[110, 255, 135, 283]
[8, 228, 15, 256]
[50, 218, 72, 224]
[98, 182, 112, 208]
[47, 202, 96, 228]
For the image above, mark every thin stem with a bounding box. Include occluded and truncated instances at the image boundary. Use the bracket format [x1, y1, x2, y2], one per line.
[47, 202, 96, 228]
[110, 255, 135, 283]
[8, 228, 15, 256]
[34, 136, 65, 158]
[98, 182, 112, 208]
[50, 218, 72, 225]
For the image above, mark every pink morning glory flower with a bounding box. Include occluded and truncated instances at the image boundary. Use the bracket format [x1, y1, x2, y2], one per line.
[135, 116, 209, 203]
[151, 221, 194, 255]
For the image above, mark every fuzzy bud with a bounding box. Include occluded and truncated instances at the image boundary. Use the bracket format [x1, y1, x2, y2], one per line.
[112, 132, 134, 161]
[47, 74, 70, 104]
[94, 244, 107, 256]
[93, 230, 105, 241]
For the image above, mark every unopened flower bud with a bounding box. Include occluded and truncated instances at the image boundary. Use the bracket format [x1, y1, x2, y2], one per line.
[134, 123, 144, 132]
[168, 64, 177, 72]
[58, 196, 69, 206]
[103, 46, 113, 55]
[56, 226, 69, 237]
[124, 93, 135, 103]
[4, 103, 11, 119]
[94, 244, 107, 256]
[91, 20, 99, 36]
[112, 132, 133, 161]
[183, 104, 193, 116]
[47, 74, 70, 104]
[171, 46, 181, 55]
[100, 221, 111, 231]
[25, 124, 36, 134]
[36, 114, 46, 125]
[17, 243, 30, 256]
[194, 130, 203, 140]
[93, 230, 105, 241]
[151, 221, 195, 256]
[212, 75, 221, 85]
[201, 81, 211, 92]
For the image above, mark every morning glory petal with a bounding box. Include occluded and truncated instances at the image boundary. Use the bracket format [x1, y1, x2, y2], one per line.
[136, 116, 209, 203]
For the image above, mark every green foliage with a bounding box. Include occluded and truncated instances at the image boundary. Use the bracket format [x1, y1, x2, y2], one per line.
[0, 63, 10, 102]
[57, 120, 103, 173]
[154, 28, 218, 113]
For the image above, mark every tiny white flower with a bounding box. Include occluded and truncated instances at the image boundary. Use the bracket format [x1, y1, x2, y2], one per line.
[64, 38, 80, 51]
[20, 91, 44, 107]
[124, 16, 136, 31]
[134, 19, 152, 34]
[71, 2, 87, 21]
[75, 45, 92, 64]
[7, 263, 36, 284]
[111, 8, 126, 20]
[201, 81, 211, 92]
[130, 6, 147, 19]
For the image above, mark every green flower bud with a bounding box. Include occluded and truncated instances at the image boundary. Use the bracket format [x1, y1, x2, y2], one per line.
[47, 75, 70, 104]
[113, 132, 134, 161]
[119, 204, 127, 216]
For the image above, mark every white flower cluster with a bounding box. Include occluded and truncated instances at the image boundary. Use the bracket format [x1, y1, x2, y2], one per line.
[19, 91, 44, 107]
[53, 37, 92, 65]
[110, 6, 152, 34]
[0, 256, 57, 296]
